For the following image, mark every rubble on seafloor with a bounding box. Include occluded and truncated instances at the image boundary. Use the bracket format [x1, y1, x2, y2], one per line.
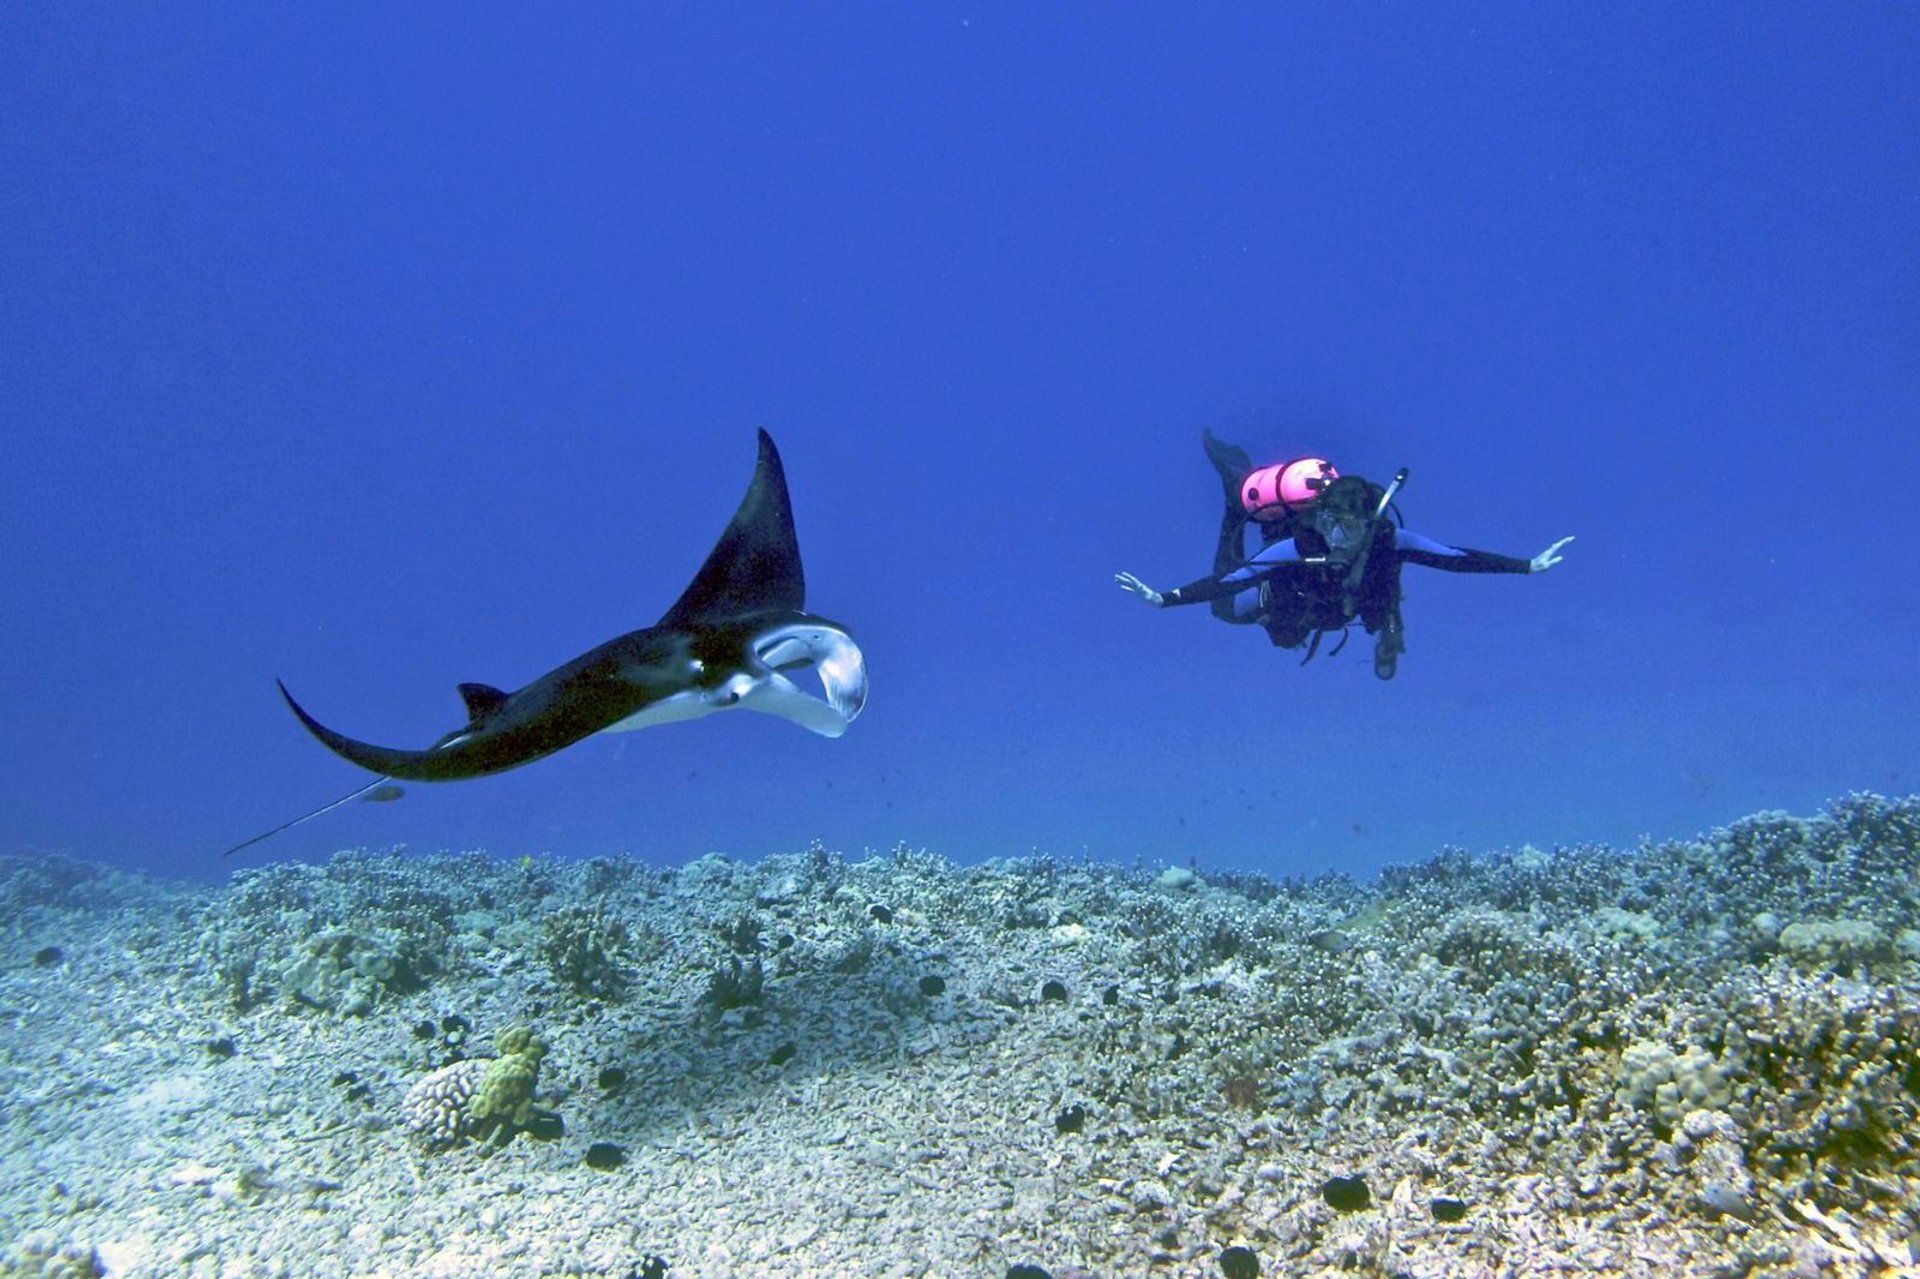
[0, 794, 1916, 1276]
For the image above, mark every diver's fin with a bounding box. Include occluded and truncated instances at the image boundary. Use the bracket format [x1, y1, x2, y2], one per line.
[658, 429, 804, 627]
[220, 776, 393, 858]
[1202, 429, 1253, 491]
[457, 682, 509, 722]
[1204, 429, 1256, 583]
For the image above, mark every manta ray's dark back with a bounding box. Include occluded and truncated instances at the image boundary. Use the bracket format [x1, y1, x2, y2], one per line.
[222, 428, 862, 859]
[659, 429, 805, 627]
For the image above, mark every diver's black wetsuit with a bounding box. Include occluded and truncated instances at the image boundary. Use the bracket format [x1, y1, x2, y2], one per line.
[1186, 432, 1540, 672]
[1161, 527, 1532, 653]
[1163, 529, 1531, 611]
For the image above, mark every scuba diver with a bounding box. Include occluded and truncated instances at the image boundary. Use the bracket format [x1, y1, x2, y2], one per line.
[1114, 429, 1573, 679]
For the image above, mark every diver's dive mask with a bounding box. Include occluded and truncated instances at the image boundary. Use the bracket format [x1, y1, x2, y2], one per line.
[1307, 505, 1372, 565]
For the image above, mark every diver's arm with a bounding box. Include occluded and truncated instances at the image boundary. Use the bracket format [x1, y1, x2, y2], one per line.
[1393, 529, 1538, 574]
[1160, 574, 1244, 606]
[1118, 538, 1307, 607]
[1114, 570, 1233, 608]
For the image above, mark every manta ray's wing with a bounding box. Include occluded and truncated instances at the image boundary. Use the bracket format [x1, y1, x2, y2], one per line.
[657, 429, 805, 628]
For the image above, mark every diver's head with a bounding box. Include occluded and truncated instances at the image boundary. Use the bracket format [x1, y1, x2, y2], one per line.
[1240, 457, 1336, 522]
[1304, 474, 1385, 559]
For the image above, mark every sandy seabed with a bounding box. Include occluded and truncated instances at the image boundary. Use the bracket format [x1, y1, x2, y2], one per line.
[3, 797, 1918, 1278]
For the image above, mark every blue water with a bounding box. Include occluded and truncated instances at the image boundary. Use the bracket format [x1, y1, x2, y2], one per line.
[4, 7, 1915, 882]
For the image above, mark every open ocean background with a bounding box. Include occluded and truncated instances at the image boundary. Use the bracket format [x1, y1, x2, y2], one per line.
[4, 6, 1914, 883]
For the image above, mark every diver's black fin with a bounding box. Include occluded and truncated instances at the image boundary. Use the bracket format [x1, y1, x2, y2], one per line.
[659, 429, 805, 627]
[457, 682, 509, 722]
[1202, 429, 1253, 491]
[220, 776, 392, 858]
[1204, 429, 1257, 584]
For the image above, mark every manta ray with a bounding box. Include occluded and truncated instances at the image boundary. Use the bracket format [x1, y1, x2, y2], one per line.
[222, 430, 865, 857]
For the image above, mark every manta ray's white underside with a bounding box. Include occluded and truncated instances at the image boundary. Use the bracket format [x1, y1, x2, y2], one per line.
[602, 621, 868, 739]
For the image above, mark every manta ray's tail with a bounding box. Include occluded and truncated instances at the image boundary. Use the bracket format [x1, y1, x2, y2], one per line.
[219, 776, 392, 858]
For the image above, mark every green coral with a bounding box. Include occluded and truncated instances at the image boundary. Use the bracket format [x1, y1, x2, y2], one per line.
[1617, 1039, 1738, 1130]
[279, 926, 416, 1015]
[1592, 905, 1660, 943]
[0, 1232, 103, 1278]
[1776, 917, 1893, 973]
[400, 1024, 552, 1151]
[471, 1026, 547, 1130]
[1733, 973, 1920, 1201]
[538, 905, 630, 1000]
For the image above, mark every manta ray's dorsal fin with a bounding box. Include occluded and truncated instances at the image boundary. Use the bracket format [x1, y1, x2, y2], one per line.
[658, 429, 805, 628]
[457, 682, 509, 722]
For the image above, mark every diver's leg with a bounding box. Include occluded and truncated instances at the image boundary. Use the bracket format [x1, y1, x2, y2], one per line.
[1211, 514, 1250, 607]
[1361, 559, 1406, 679]
[1373, 598, 1405, 680]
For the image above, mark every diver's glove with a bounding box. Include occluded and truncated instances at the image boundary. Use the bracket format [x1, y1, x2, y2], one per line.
[1114, 571, 1167, 608]
[1529, 536, 1575, 573]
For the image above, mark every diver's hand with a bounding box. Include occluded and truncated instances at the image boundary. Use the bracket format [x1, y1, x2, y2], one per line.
[1530, 536, 1575, 573]
[1114, 572, 1166, 608]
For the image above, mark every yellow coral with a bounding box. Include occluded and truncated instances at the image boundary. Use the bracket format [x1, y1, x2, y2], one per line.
[471, 1026, 547, 1129]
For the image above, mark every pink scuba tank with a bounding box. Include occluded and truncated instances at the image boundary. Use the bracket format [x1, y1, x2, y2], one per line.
[1240, 456, 1337, 521]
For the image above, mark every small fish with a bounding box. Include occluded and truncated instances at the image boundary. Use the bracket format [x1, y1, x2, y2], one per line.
[359, 784, 406, 803]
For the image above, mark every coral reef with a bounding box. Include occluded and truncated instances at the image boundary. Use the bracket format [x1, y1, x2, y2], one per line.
[400, 1058, 492, 1148]
[196, 849, 464, 1013]
[1617, 1039, 1737, 1130]
[539, 905, 631, 1000]
[0, 1233, 102, 1279]
[472, 1026, 548, 1132]
[401, 1025, 549, 1150]
[2, 794, 1915, 1274]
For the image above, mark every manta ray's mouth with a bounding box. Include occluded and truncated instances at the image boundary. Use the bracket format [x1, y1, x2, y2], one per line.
[755, 623, 868, 728]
